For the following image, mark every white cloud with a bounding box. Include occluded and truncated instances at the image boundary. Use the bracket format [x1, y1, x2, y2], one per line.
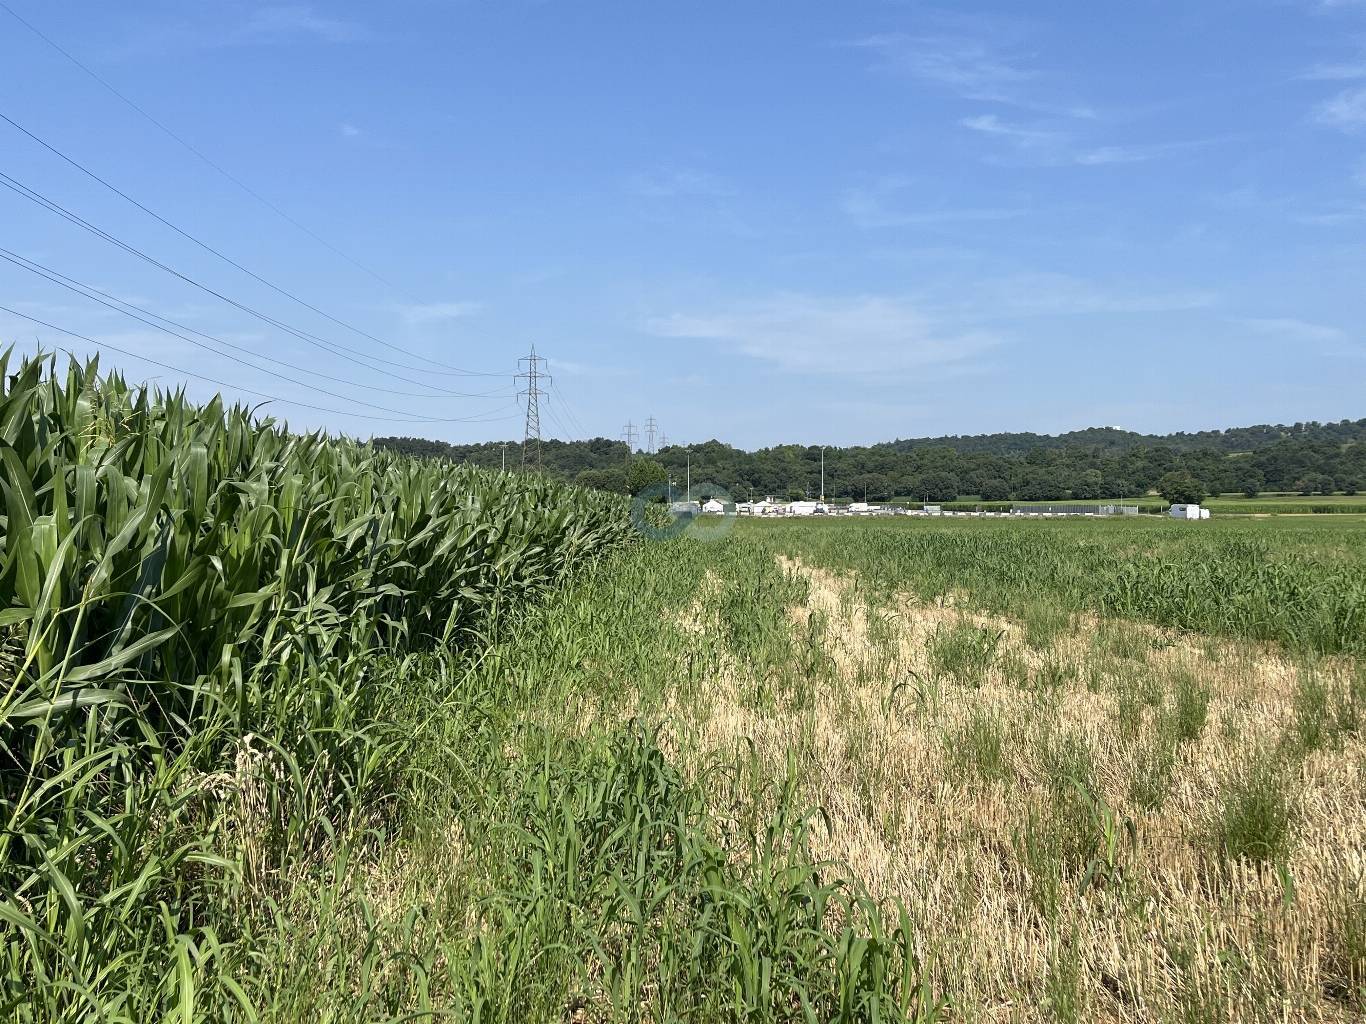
[644, 294, 1002, 380]
[1238, 317, 1347, 344]
[841, 177, 1027, 229]
[950, 273, 1217, 318]
[960, 114, 1059, 143]
[1237, 316, 1360, 359]
[397, 302, 482, 324]
[239, 6, 368, 45]
[548, 358, 628, 378]
[1073, 139, 1219, 165]
[110, 5, 367, 58]
[1292, 200, 1366, 224]
[1316, 86, 1366, 130]
[958, 113, 1224, 168]
[1301, 60, 1366, 80]
[849, 32, 1094, 117]
[339, 122, 361, 138]
[627, 166, 735, 198]
[851, 33, 1033, 95]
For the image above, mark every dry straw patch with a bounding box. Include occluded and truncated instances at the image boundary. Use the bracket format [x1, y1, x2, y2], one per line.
[670, 553, 1366, 1022]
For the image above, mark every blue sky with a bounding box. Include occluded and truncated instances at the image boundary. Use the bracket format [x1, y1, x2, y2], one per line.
[2, 0, 1365, 448]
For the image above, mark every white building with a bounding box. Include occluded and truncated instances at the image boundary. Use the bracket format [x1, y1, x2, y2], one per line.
[701, 498, 729, 515]
[1168, 503, 1210, 520]
[786, 500, 829, 516]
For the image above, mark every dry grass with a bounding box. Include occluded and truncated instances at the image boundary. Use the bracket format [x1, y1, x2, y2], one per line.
[663, 553, 1366, 1022]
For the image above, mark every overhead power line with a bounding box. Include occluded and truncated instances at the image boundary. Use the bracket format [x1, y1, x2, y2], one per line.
[0, 247, 513, 402]
[0, 250, 512, 421]
[0, 111, 501, 377]
[542, 398, 579, 442]
[547, 380, 593, 441]
[0, 170, 492, 395]
[547, 378, 594, 440]
[0, 303, 517, 426]
[0, 0, 419, 301]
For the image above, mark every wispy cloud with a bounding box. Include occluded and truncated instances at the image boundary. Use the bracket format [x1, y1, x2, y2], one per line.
[960, 114, 1059, 143]
[1301, 59, 1366, 80]
[111, 5, 368, 58]
[1238, 317, 1347, 344]
[849, 32, 1093, 118]
[1237, 316, 1362, 359]
[945, 273, 1218, 319]
[1315, 86, 1366, 130]
[339, 122, 361, 138]
[1291, 200, 1366, 224]
[840, 177, 1027, 229]
[957, 109, 1226, 168]
[397, 302, 482, 324]
[853, 33, 1033, 94]
[627, 166, 735, 198]
[238, 6, 368, 45]
[1073, 139, 1222, 165]
[644, 294, 1002, 380]
[548, 358, 629, 378]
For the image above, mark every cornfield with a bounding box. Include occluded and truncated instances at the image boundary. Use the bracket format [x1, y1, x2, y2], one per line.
[0, 352, 633, 1019]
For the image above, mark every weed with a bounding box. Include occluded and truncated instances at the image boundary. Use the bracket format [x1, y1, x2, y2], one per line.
[945, 708, 1011, 786]
[1208, 748, 1297, 865]
[1023, 602, 1072, 652]
[927, 619, 1004, 687]
[1289, 666, 1366, 755]
[1127, 731, 1177, 811]
[1113, 684, 1147, 742]
[1032, 654, 1079, 692]
[1324, 892, 1366, 1008]
[1042, 934, 1084, 1023]
[1168, 670, 1212, 744]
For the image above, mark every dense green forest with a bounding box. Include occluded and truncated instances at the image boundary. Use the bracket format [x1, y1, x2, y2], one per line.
[374, 418, 1366, 503]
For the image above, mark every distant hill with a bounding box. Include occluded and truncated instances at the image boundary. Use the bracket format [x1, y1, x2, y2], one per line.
[373, 416, 1366, 504]
[874, 419, 1366, 456]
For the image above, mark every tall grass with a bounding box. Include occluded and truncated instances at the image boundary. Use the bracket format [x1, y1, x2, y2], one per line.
[741, 517, 1366, 655]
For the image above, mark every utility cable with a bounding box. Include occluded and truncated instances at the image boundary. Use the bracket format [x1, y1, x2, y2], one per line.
[0, 303, 517, 425]
[0, 247, 512, 401]
[0, 0, 418, 299]
[0, 109, 501, 376]
[0, 170, 497, 395]
[0, 251, 514, 420]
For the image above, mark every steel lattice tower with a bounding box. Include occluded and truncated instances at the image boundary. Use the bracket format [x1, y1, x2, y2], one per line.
[516, 347, 551, 470]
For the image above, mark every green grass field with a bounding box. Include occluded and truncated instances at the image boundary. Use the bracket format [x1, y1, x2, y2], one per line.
[907, 493, 1366, 515]
[1204, 493, 1366, 515]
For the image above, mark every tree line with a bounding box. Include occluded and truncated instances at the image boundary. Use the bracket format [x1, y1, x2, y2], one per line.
[373, 417, 1366, 504]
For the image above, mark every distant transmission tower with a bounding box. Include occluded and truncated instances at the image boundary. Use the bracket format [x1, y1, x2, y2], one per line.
[621, 421, 637, 462]
[516, 346, 551, 470]
[644, 416, 658, 454]
[659, 433, 669, 449]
